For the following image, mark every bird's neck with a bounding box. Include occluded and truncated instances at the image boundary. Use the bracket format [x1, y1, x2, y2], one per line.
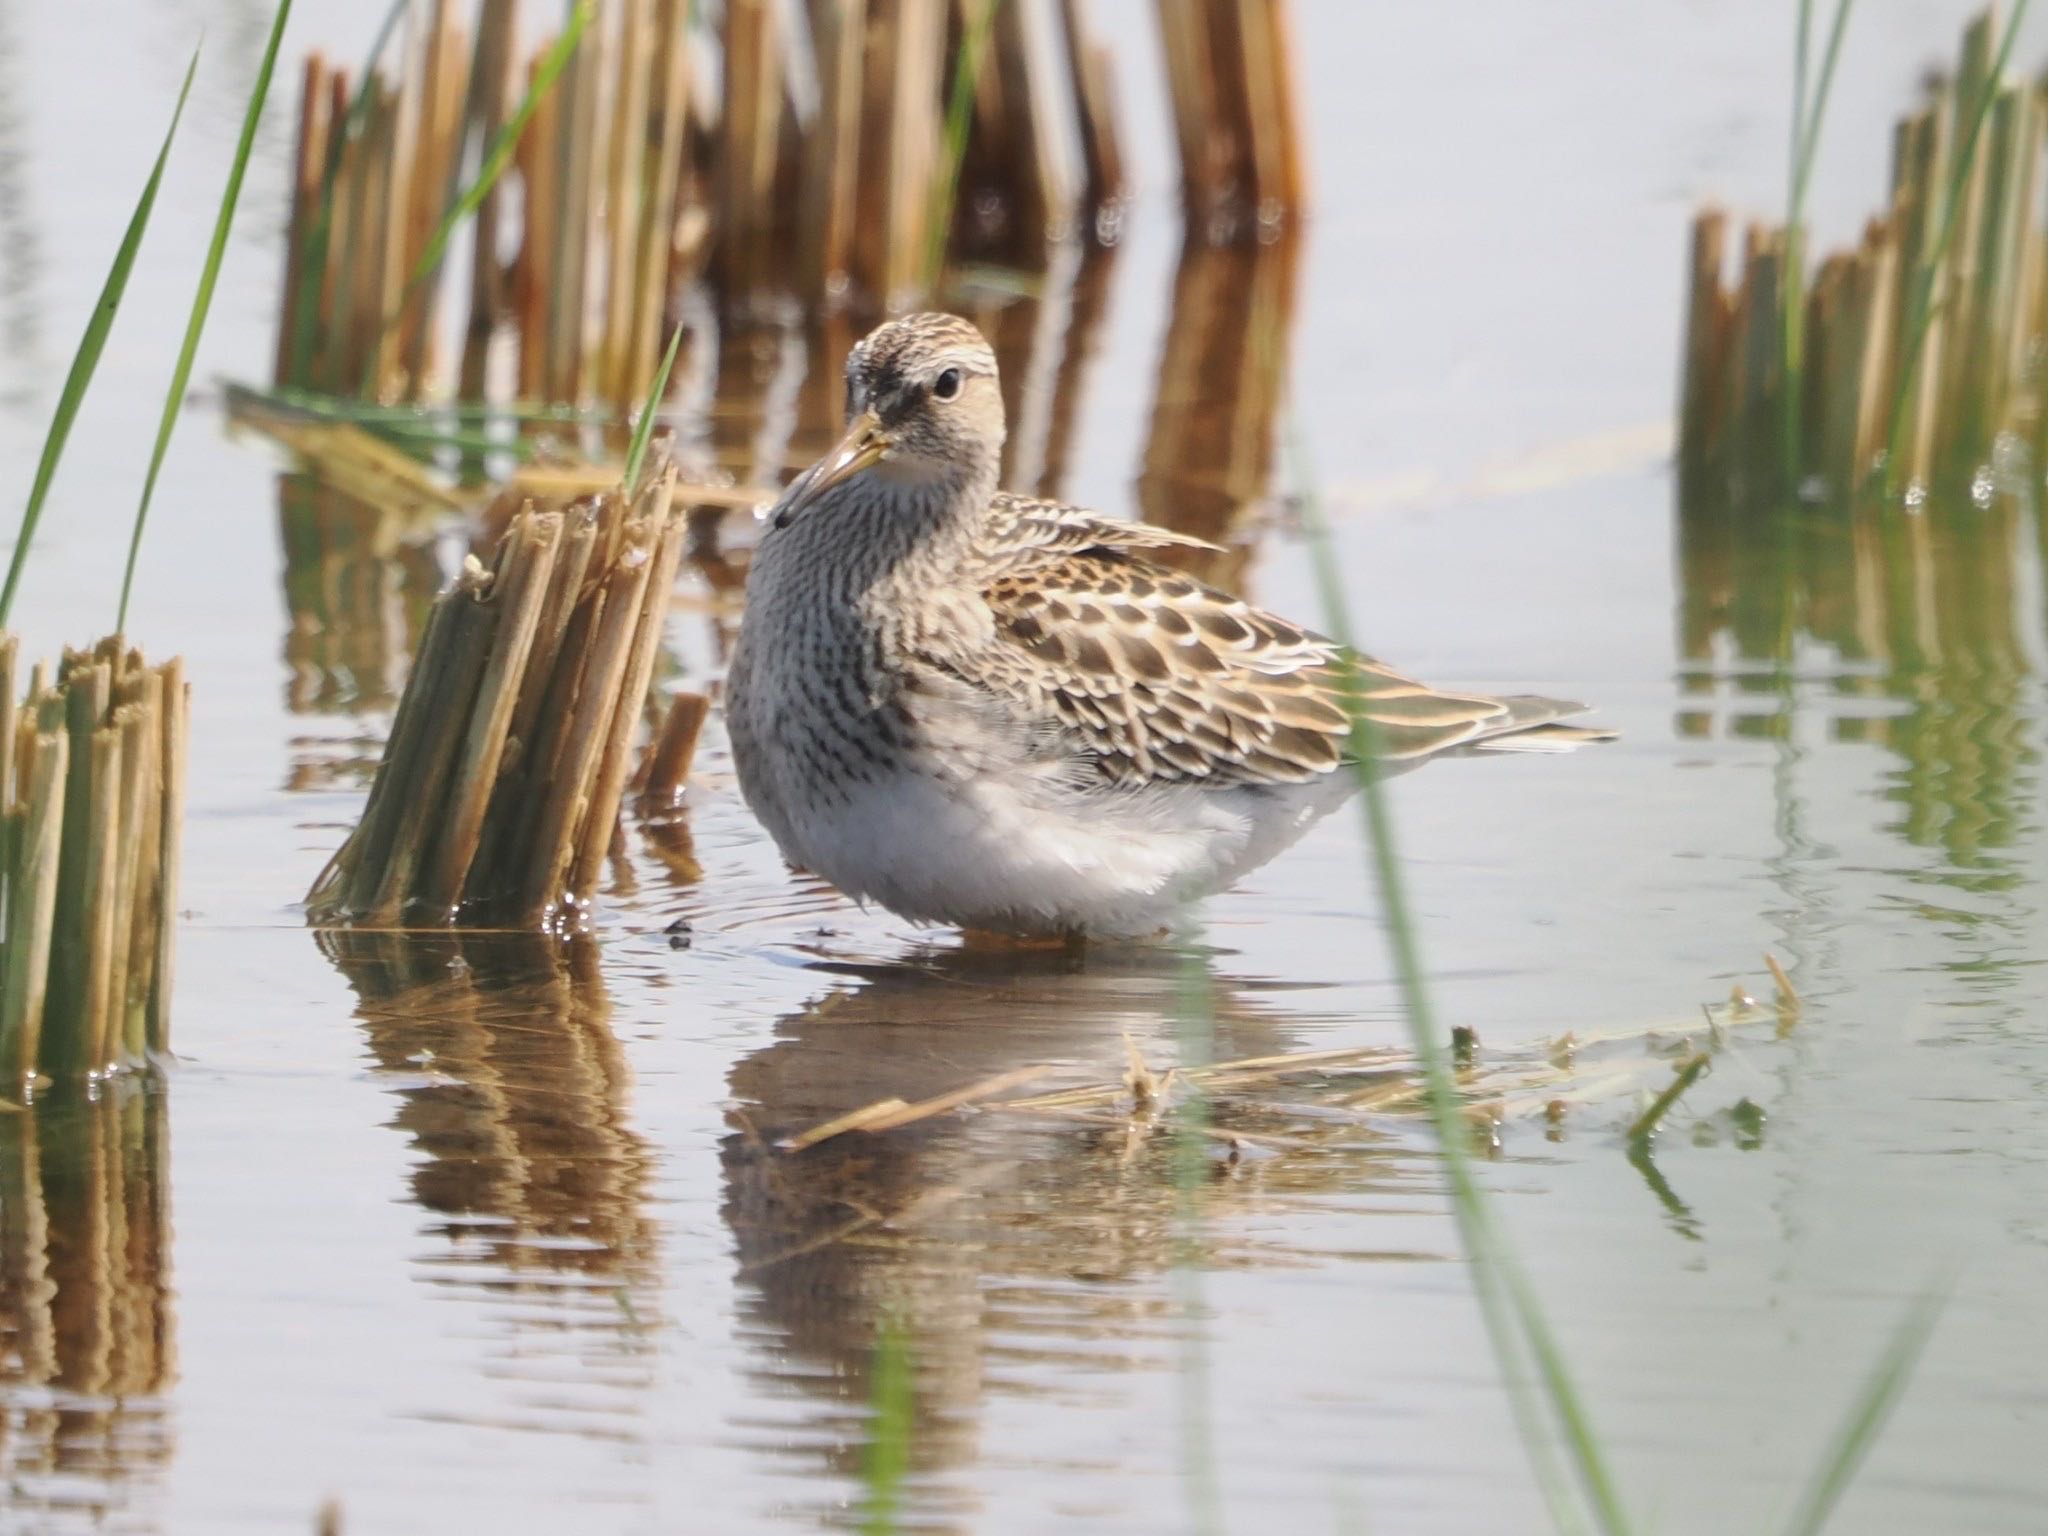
[814, 464, 996, 594]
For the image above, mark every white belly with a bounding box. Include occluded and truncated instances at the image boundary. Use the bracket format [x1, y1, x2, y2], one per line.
[775, 765, 1355, 937]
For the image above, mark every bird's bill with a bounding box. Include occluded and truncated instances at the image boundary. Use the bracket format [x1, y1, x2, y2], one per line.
[779, 410, 890, 519]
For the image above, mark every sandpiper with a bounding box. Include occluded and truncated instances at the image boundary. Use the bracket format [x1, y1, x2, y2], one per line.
[725, 313, 1609, 937]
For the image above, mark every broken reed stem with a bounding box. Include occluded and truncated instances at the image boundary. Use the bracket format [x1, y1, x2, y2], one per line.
[1625, 1052, 1712, 1146]
[635, 689, 709, 806]
[1683, 3, 2043, 495]
[307, 468, 686, 931]
[0, 637, 188, 1100]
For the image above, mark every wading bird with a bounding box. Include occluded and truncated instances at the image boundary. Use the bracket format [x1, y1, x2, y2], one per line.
[726, 314, 1608, 938]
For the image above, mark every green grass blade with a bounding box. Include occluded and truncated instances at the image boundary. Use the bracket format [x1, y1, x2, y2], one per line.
[1790, 0, 1812, 190]
[1287, 423, 1621, 1536]
[116, 0, 294, 633]
[859, 1310, 914, 1535]
[624, 323, 685, 494]
[1883, 0, 2029, 494]
[1777, 1288, 1946, 1536]
[364, 1, 595, 393]
[283, 0, 409, 386]
[1780, 0, 1855, 465]
[924, 0, 1004, 291]
[1789, 0, 1856, 219]
[0, 49, 199, 629]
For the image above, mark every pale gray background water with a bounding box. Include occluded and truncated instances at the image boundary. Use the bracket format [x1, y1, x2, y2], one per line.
[2, 2, 2046, 1532]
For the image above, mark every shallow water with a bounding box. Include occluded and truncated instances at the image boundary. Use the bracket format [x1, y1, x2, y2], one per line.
[4, 2, 2048, 1532]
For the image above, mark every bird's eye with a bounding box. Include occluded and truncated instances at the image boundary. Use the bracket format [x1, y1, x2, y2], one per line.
[931, 367, 963, 401]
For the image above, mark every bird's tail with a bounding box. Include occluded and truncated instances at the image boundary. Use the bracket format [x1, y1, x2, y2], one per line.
[1462, 694, 1617, 753]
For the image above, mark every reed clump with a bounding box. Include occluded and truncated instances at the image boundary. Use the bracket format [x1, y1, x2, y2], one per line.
[271, 0, 1306, 414]
[0, 635, 188, 1100]
[306, 466, 686, 930]
[1681, 6, 2042, 495]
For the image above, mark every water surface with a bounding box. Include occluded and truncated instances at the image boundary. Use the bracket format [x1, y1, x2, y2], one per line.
[3, 3, 2047, 1532]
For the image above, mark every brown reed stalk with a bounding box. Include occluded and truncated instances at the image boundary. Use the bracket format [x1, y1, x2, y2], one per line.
[799, 0, 870, 302]
[0, 729, 66, 1092]
[514, 46, 558, 401]
[716, 0, 792, 292]
[1155, 0, 1305, 241]
[988, 0, 1082, 253]
[1058, 0, 1126, 233]
[417, 510, 563, 913]
[458, 0, 521, 397]
[637, 690, 710, 807]
[543, 9, 603, 402]
[853, 0, 945, 308]
[278, 53, 335, 385]
[601, 0, 655, 401]
[623, 0, 693, 392]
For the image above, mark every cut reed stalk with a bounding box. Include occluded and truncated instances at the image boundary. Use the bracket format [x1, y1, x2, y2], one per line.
[636, 689, 710, 807]
[307, 469, 686, 930]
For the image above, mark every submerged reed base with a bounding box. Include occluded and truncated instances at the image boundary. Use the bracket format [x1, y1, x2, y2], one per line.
[1682, 7, 2047, 495]
[306, 467, 686, 930]
[0, 635, 188, 1101]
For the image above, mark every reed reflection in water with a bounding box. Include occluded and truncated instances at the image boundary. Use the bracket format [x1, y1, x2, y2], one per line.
[721, 947, 1421, 1531]
[316, 931, 659, 1437]
[1675, 476, 2044, 893]
[0, 1084, 174, 1527]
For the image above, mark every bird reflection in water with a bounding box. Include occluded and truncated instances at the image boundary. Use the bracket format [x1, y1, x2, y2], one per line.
[721, 944, 1415, 1528]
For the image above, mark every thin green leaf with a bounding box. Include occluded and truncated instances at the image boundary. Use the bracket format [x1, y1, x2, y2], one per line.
[1286, 422, 1621, 1536]
[859, 1310, 914, 1536]
[364, 1, 596, 393]
[624, 323, 685, 495]
[0, 49, 199, 629]
[925, 0, 1004, 291]
[116, 0, 295, 633]
[1780, 0, 1855, 464]
[1778, 1288, 1946, 1536]
[283, 0, 409, 387]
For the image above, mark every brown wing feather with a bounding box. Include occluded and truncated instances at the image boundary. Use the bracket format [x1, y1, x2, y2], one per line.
[966, 536, 1527, 787]
[971, 493, 1225, 580]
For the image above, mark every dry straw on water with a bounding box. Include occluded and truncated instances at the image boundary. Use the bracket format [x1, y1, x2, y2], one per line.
[0, 635, 188, 1099]
[307, 467, 687, 929]
[1682, 5, 2041, 491]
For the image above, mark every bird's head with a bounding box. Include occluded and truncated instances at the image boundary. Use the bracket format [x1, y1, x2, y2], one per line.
[774, 313, 1004, 527]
